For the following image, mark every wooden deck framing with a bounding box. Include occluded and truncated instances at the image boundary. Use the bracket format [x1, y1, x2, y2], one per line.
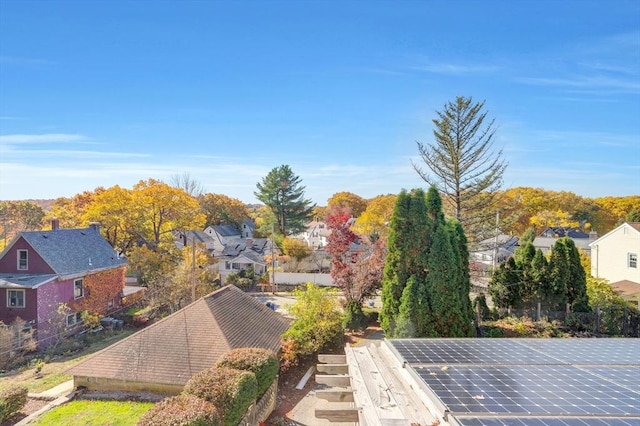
[315, 344, 438, 425]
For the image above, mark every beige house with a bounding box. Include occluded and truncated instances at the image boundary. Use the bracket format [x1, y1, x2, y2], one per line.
[590, 222, 640, 304]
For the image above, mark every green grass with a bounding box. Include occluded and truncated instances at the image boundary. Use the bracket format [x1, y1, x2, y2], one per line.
[0, 329, 136, 393]
[32, 400, 155, 426]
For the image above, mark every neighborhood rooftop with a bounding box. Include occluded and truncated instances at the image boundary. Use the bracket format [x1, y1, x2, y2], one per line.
[67, 285, 291, 388]
[15, 227, 125, 276]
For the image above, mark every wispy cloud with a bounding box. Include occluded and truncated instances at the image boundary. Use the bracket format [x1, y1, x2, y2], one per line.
[3, 149, 149, 159]
[517, 75, 640, 93]
[0, 133, 89, 144]
[0, 116, 23, 120]
[409, 62, 500, 75]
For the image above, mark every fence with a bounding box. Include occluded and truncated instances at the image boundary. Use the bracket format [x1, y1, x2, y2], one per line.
[488, 303, 640, 337]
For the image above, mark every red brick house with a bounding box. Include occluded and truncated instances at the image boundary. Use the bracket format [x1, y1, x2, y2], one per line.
[0, 221, 126, 348]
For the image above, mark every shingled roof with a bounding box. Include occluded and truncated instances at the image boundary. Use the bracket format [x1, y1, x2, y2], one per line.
[18, 227, 125, 276]
[67, 285, 291, 386]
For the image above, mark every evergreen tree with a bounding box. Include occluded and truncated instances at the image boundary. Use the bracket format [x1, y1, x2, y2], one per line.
[380, 190, 412, 334]
[517, 242, 537, 307]
[254, 165, 315, 235]
[394, 276, 419, 337]
[446, 219, 474, 333]
[381, 185, 473, 337]
[488, 257, 521, 311]
[380, 189, 431, 335]
[427, 223, 472, 336]
[530, 248, 552, 307]
[413, 96, 507, 242]
[563, 238, 590, 312]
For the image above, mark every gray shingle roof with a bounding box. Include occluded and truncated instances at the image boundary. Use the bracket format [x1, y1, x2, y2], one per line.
[66, 285, 291, 386]
[0, 274, 57, 289]
[20, 228, 125, 276]
[213, 225, 240, 237]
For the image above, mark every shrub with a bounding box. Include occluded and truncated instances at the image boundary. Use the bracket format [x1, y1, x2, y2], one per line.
[183, 367, 257, 426]
[215, 348, 278, 398]
[343, 301, 368, 331]
[281, 283, 344, 370]
[137, 394, 220, 426]
[0, 386, 28, 422]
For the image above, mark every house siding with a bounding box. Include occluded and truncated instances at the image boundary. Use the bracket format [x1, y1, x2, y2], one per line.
[74, 376, 183, 395]
[591, 224, 640, 284]
[35, 280, 74, 348]
[0, 237, 55, 274]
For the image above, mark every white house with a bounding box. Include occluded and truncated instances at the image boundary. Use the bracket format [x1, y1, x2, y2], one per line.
[296, 220, 331, 249]
[589, 222, 640, 302]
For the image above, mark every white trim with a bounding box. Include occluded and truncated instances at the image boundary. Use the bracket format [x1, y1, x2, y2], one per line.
[6, 288, 25, 308]
[589, 222, 640, 247]
[17, 249, 28, 270]
[74, 278, 85, 299]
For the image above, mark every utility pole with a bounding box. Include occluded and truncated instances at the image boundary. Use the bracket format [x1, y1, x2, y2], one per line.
[492, 210, 500, 271]
[271, 223, 276, 294]
[191, 233, 196, 302]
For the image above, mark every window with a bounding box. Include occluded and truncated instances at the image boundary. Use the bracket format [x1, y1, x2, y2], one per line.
[66, 312, 83, 327]
[74, 278, 84, 299]
[629, 253, 638, 269]
[7, 289, 25, 308]
[17, 250, 28, 270]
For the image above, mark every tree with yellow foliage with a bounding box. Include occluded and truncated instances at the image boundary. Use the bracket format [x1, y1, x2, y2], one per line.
[352, 194, 396, 241]
[327, 191, 368, 217]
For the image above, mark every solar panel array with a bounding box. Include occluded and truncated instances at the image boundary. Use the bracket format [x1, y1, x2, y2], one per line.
[387, 339, 640, 425]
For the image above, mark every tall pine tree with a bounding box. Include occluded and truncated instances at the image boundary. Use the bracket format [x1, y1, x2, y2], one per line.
[254, 165, 315, 236]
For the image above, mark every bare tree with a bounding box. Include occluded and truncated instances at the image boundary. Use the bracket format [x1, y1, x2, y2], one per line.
[413, 96, 507, 242]
[170, 172, 204, 197]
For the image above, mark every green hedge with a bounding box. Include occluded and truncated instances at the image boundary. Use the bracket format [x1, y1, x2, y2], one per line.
[215, 348, 278, 397]
[183, 367, 257, 426]
[0, 386, 28, 423]
[137, 394, 220, 426]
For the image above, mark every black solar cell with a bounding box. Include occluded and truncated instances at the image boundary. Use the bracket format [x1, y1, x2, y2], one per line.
[387, 338, 640, 424]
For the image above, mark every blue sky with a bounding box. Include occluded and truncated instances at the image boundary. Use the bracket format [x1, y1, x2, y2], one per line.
[1, 0, 639, 205]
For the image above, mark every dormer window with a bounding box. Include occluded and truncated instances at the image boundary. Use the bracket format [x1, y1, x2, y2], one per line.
[17, 250, 28, 270]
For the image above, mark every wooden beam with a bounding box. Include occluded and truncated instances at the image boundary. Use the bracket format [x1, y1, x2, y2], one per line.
[315, 389, 355, 402]
[318, 354, 346, 364]
[317, 363, 349, 374]
[315, 408, 359, 422]
[315, 374, 351, 387]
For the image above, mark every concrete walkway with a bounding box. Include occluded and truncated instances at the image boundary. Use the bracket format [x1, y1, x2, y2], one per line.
[18, 380, 78, 425]
[28, 380, 75, 400]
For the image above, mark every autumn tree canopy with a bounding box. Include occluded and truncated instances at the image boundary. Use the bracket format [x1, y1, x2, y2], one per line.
[199, 193, 250, 231]
[327, 191, 368, 217]
[326, 205, 386, 330]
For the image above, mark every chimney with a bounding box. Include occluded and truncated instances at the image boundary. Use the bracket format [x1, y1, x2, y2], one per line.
[51, 218, 59, 231]
[89, 222, 100, 232]
[246, 238, 253, 248]
[589, 230, 598, 240]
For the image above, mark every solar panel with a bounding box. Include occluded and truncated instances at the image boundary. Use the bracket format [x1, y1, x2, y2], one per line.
[386, 339, 640, 424]
[516, 338, 640, 365]
[391, 339, 557, 365]
[452, 417, 640, 426]
[414, 365, 640, 417]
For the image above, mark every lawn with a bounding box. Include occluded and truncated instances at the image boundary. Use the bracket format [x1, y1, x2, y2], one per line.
[0, 329, 136, 393]
[31, 400, 154, 426]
